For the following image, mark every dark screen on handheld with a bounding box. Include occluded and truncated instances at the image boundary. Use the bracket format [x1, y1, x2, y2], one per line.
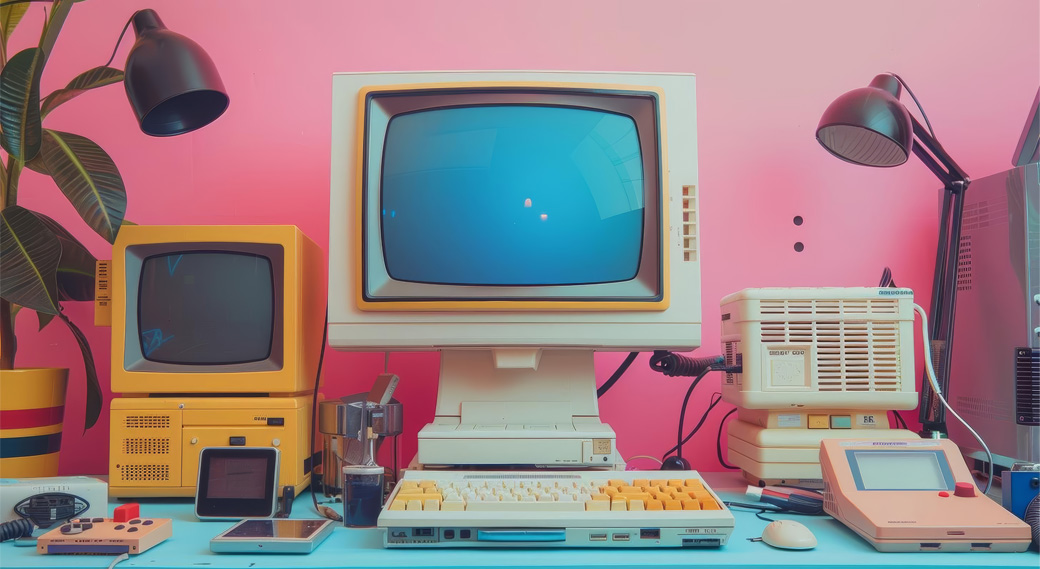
[223, 519, 329, 539]
[195, 447, 278, 519]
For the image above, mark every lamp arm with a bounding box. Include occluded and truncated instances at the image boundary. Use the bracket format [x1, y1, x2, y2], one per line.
[910, 114, 971, 436]
[910, 115, 971, 189]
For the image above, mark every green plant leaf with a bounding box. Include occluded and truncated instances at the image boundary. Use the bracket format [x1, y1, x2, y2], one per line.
[37, 309, 55, 330]
[35, 211, 96, 301]
[0, 47, 44, 161]
[38, 0, 72, 62]
[1, 3, 29, 39]
[57, 311, 101, 431]
[0, 2, 30, 63]
[41, 66, 124, 119]
[39, 129, 126, 243]
[0, 205, 60, 315]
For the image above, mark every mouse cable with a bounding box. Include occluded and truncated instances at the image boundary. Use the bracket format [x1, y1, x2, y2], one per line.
[716, 407, 738, 470]
[596, 352, 639, 398]
[107, 553, 130, 569]
[913, 304, 993, 494]
[724, 501, 783, 522]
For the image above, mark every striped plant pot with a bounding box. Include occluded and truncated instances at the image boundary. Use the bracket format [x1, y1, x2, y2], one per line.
[0, 368, 68, 477]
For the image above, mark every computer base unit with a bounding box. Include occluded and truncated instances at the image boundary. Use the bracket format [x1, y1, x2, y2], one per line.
[109, 396, 311, 498]
[727, 412, 918, 487]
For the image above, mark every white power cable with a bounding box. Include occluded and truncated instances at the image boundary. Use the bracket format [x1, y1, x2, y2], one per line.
[913, 303, 993, 494]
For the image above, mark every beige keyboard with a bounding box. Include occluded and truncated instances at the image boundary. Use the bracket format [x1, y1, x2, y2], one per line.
[379, 470, 734, 548]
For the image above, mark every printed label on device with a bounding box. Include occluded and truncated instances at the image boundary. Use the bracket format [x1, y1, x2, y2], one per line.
[777, 414, 802, 428]
[592, 439, 611, 455]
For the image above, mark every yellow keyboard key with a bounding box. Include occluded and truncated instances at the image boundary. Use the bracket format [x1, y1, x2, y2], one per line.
[419, 481, 438, 489]
[618, 486, 642, 494]
[611, 497, 628, 511]
[667, 479, 683, 488]
[591, 494, 610, 501]
[632, 479, 650, 487]
[646, 500, 663, 511]
[406, 499, 423, 511]
[399, 481, 419, 491]
[685, 479, 704, 489]
[389, 500, 406, 511]
[586, 500, 609, 512]
[700, 499, 722, 510]
[663, 500, 682, 510]
[628, 500, 645, 511]
[650, 479, 668, 488]
[682, 500, 701, 510]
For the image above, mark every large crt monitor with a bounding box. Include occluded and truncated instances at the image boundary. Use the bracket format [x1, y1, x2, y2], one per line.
[109, 225, 325, 395]
[328, 72, 701, 467]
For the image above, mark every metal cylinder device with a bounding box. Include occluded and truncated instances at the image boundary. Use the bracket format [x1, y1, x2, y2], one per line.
[318, 395, 403, 497]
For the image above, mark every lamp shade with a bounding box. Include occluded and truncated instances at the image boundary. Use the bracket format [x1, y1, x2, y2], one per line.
[123, 9, 229, 136]
[816, 74, 912, 167]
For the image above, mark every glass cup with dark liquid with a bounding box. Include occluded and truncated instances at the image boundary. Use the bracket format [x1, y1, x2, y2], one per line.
[343, 464, 384, 527]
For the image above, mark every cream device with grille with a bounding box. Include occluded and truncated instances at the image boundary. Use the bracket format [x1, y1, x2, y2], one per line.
[720, 288, 920, 487]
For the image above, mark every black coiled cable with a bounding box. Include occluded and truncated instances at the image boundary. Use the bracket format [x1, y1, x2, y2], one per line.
[0, 518, 35, 542]
[648, 351, 723, 377]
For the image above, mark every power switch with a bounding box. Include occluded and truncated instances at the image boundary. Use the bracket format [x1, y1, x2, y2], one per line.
[229, 436, 246, 446]
[808, 415, 829, 429]
[954, 482, 976, 497]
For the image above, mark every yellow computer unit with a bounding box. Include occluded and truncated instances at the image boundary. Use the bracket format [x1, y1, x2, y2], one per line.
[100, 225, 325, 497]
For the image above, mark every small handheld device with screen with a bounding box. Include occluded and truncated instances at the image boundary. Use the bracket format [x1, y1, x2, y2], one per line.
[210, 519, 335, 554]
[820, 439, 1031, 552]
[195, 447, 279, 520]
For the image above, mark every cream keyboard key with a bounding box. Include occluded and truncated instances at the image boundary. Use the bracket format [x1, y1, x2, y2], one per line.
[465, 500, 585, 512]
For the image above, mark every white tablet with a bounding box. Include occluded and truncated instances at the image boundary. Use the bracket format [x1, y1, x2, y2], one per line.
[210, 519, 335, 554]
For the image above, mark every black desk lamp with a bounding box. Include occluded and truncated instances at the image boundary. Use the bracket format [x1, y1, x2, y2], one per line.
[816, 73, 970, 437]
[119, 9, 229, 136]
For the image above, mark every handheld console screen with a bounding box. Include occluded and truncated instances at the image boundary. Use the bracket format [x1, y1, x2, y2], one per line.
[195, 447, 279, 519]
[210, 519, 335, 554]
[820, 439, 1030, 552]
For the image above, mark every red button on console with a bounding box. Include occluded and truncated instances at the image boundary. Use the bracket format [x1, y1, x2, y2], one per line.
[938, 491, 950, 497]
[113, 503, 140, 523]
[954, 482, 976, 498]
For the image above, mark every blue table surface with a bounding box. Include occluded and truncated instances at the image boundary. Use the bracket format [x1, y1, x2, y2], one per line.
[1, 472, 1036, 569]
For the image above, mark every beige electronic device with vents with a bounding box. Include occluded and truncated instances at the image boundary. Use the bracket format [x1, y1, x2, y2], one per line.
[720, 288, 920, 487]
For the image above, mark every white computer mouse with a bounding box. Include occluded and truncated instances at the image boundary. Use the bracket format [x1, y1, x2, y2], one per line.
[760, 520, 817, 550]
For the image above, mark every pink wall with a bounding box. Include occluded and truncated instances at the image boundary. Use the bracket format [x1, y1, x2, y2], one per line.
[6, 0, 1037, 476]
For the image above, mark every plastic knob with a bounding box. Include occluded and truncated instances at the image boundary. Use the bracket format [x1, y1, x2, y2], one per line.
[113, 503, 140, 522]
[954, 482, 976, 497]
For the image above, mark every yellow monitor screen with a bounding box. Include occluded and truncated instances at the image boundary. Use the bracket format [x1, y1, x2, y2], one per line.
[110, 225, 324, 395]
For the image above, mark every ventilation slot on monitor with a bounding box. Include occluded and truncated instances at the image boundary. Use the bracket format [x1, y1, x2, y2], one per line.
[124, 415, 171, 429]
[957, 235, 972, 292]
[1015, 348, 1039, 425]
[682, 185, 697, 262]
[119, 465, 170, 482]
[757, 298, 903, 392]
[122, 438, 171, 455]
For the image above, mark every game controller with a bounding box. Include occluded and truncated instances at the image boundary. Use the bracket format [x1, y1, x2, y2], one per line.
[36, 503, 172, 555]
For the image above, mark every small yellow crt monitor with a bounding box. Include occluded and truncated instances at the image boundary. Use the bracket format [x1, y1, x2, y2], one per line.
[108, 225, 325, 395]
[820, 439, 1031, 552]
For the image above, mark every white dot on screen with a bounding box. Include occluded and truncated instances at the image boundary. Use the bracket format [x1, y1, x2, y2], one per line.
[524, 198, 532, 208]
[540, 213, 548, 221]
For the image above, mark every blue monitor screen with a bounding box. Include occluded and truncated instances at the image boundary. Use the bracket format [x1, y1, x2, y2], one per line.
[380, 105, 645, 286]
[138, 252, 274, 365]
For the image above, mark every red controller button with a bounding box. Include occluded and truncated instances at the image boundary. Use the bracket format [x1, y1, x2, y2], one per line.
[954, 482, 976, 497]
[113, 503, 140, 522]
[938, 491, 950, 497]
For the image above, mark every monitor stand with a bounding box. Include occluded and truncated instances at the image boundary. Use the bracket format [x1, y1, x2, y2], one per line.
[415, 348, 620, 469]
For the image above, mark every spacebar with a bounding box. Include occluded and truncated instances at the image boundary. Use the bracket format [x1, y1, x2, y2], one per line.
[465, 501, 586, 512]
